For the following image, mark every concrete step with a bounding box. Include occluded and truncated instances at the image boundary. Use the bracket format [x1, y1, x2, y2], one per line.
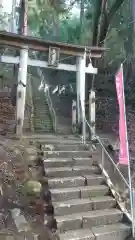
[34, 129, 53, 133]
[58, 228, 95, 240]
[34, 119, 52, 122]
[45, 166, 100, 178]
[48, 175, 105, 189]
[54, 198, 92, 216]
[44, 157, 97, 168]
[42, 144, 89, 151]
[50, 185, 109, 202]
[43, 151, 92, 158]
[33, 110, 50, 113]
[92, 223, 131, 240]
[53, 196, 116, 216]
[34, 121, 52, 125]
[56, 209, 123, 233]
[90, 196, 116, 210]
[25, 137, 91, 145]
[40, 139, 91, 144]
[58, 223, 131, 240]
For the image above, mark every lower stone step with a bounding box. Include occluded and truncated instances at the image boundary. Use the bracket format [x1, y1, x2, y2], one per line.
[48, 175, 104, 189]
[50, 185, 109, 202]
[92, 223, 131, 240]
[56, 209, 123, 233]
[58, 223, 131, 240]
[45, 166, 100, 178]
[54, 199, 92, 216]
[53, 196, 116, 216]
[58, 228, 95, 240]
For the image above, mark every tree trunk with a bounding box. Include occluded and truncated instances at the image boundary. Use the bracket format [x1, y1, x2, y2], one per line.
[124, 0, 134, 97]
[131, 0, 135, 31]
[80, 0, 85, 43]
[98, 0, 125, 45]
[53, 12, 60, 41]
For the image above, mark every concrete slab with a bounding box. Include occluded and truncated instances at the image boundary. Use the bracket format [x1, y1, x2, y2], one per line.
[45, 166, 99, 178]
[92, 223, 131, 240]
[48, 176, 85, 189]
[43, 151, 92, 158]
[56, 209, 123, 233]
[59, 228, 95, 240]
[54, 198, 92, 216]
[82, 209, 123, 228]
[80, 185, 109, 198]
[50, 187, 80, 202]
[56, 213, 82, 233]
[91, 196, 116, 210]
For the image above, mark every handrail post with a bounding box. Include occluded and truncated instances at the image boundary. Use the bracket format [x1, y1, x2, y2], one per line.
[132, 188, 135, 238]
[72, 100, 77, 133]
[101, 147, 105, 168]
[89, 90, 96, 141]
[76, 57, 81, 124]
[79, 51, 86, 143]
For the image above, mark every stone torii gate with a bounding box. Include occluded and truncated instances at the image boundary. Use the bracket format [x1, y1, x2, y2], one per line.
[0, 32, 106, 138]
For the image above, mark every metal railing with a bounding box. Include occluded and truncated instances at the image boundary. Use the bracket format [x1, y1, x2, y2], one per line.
[45, 87, 57, 132]
[84, 118, 135, 228]
[85, 118, 129, 185]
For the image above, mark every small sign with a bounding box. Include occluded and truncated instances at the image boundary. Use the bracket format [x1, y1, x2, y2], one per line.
[48, 47, 60, 67]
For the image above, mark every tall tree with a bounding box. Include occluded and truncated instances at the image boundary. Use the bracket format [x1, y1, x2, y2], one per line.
[92, 0, 125, 46]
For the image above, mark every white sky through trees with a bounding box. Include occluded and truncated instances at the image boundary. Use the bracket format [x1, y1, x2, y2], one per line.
[2, 0, 79, 15]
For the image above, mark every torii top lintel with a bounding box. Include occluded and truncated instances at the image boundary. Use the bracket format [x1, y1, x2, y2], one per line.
[0, 31, 107, 58]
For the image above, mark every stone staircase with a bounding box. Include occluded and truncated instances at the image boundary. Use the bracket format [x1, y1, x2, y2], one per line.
[33, 96, 53, 133]
[31, 79, 53, 133]
[49, 92, 73, 134]
[39, 136, 132, 240]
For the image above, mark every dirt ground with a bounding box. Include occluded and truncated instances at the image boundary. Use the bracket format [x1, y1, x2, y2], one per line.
[0, 136, 57, 240]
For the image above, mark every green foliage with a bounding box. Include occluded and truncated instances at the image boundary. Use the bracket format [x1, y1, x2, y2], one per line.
[28, 0, 134, 73]
[59, 16, 81, 44]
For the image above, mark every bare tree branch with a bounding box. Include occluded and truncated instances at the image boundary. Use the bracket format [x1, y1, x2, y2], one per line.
[92, 0, 125, 46]
[98, 0, 125, 45]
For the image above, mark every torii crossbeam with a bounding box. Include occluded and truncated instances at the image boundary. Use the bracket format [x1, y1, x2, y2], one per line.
[0, 31, 107, 138]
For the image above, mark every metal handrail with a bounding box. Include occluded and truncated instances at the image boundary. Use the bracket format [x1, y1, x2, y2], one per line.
[84, 118, 130, 189]
[45, 87, 57, 132]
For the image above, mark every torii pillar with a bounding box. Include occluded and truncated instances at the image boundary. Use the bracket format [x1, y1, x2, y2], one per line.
[76, 52, 97, 142]
[16, 0, 28, 137]
[76, 52, 86, 143]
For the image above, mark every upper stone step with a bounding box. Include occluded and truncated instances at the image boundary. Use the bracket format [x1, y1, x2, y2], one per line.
[44, 157, 97, 168]
[23, 134, 87, 143]
[58, 223, 131, 240]
[53, 196, 116, 216]
[45, 166, 100, 178]
[48, 175, 105, 189]
[56, 209, 123, 233]
[50, 185, 109, 202]
[44, 151, 92, 158]
[42, 144, 89, 151]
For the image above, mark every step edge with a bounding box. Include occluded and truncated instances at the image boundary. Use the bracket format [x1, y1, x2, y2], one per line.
[50, 185, 108, 193]
[56, 208, 123, 221]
